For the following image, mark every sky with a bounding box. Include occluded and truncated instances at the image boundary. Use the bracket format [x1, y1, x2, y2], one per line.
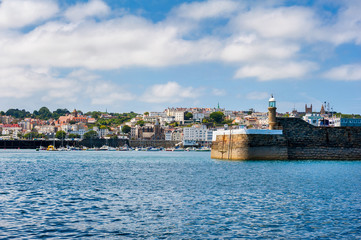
[1, 0, 361, 114]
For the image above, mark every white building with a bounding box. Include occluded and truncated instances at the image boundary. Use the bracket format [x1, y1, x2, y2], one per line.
[70, 129, 87, 137]
[175, 111, 185, 124]
[183, 125, 213, 146]
[193, 113, 205, 122]
[61, 124, 72, 132]
[165, 130, 172, 141]
[36, 125, 56, 134]
[160, 116, 175, 124]
[149, 112, 167, 117]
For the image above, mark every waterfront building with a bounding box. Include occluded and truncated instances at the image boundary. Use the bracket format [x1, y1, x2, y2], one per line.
[70, 129, 87, 138]
[165, 129, 183, 142]
[61, 124, 72, 133]
[132, 120, 165, 140]
[0, 124, 22, 139]
[165, 130, 172, 141]
[36, 125, 56, 134]
[183, 125, 213, 146]
[332, 118, 361, 127]
[98, 127, 111, 138]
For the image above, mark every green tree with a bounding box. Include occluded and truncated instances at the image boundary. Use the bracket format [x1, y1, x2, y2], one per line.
[55, 130, 67, 139]
[24, 131, 44, 139]
[185, 112, 193, 120]
[222, 119, 233, 125]
[6, 109, 31, 118]
[36, 107, 52, 120]
[52, 108, 70, 119]
[92, 112, 101, 119]
[109, 134, 119, 139]
[83, 130, 98, 139]
[136, 120, 145, 126]
[122, 125, 131, 134]
[17, 132, 24, 139]
[144, 112, 149, 116]
[68, 133, 80, 139]
[210, 111, 224, 124]
[170, 122, 178, 127]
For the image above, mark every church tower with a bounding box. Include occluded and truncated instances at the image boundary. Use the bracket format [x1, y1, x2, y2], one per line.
[320, 104, 325, 115]
[268, 95, 277, 130]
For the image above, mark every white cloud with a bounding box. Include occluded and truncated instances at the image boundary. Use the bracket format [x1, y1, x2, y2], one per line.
[221, 36, 299, 62]
[246, 91, 269, 100]
[0, 0, 58, 29]
[212, 88, 226, 96]
[0, 16, 221, 69]
[323, 64, 361, 81]
[0, 0, 360, 109]
[235, 61, 317, 81]
[0, 67, 52, 98]
[233, 6, 317, 40]
[142, 82, 201, 103]
[67, 69, 99, 81]
[64, 0, 110, 22]
[319, 0, 361, 45]
[86, 83, 135, 105]
[0, 67, 135, 105]
[173, 0, 241, 20]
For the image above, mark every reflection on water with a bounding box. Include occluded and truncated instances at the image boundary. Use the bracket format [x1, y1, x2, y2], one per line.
[0, 150, 360, 238]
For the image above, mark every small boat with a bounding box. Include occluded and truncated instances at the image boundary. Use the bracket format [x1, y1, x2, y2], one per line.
[58, 147, 69, 151]
[47, 145, 56, 151]
[148, 147, 161, 151]
[195, 147, 211, 152]
[87, 147, 97, 151]
[37, 146, 46, 151]
[108, 147, 117, 151]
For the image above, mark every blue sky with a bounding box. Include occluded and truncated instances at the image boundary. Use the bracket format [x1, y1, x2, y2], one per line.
[1, 0, 361, 114]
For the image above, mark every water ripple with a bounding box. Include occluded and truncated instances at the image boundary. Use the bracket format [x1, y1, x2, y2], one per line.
[0, 150, 360, 239]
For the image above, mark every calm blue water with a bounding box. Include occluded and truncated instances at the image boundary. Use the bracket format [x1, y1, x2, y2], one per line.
[0, 150, 360, 239]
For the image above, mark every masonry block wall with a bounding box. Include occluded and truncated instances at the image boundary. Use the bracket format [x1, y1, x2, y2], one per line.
[211, 118, 361, 160]
[211, 133, 288, 160]
[277, 118, 361, 160]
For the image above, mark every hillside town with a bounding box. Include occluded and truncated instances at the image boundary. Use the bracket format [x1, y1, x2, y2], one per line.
[1, 103, 361, 147]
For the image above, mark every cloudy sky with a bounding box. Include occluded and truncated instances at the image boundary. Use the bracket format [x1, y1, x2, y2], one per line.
[1, 0, 361, 114]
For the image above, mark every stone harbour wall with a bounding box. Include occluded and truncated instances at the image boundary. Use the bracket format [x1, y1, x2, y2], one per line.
[276, 118, 361, 148]
[211, 133, 288, 160]
[211, 117, 361, 160]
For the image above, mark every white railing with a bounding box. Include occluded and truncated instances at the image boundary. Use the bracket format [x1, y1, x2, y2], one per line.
[212, 129, 283, 141]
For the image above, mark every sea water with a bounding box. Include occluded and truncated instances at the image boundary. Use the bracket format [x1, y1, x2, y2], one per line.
[0, 150, 360, 239]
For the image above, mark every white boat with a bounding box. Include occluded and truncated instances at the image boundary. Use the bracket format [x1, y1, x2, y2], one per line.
[148, 147, 161, 151]
[99, 145, 109, 151]
[195, 147, 211, 152]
